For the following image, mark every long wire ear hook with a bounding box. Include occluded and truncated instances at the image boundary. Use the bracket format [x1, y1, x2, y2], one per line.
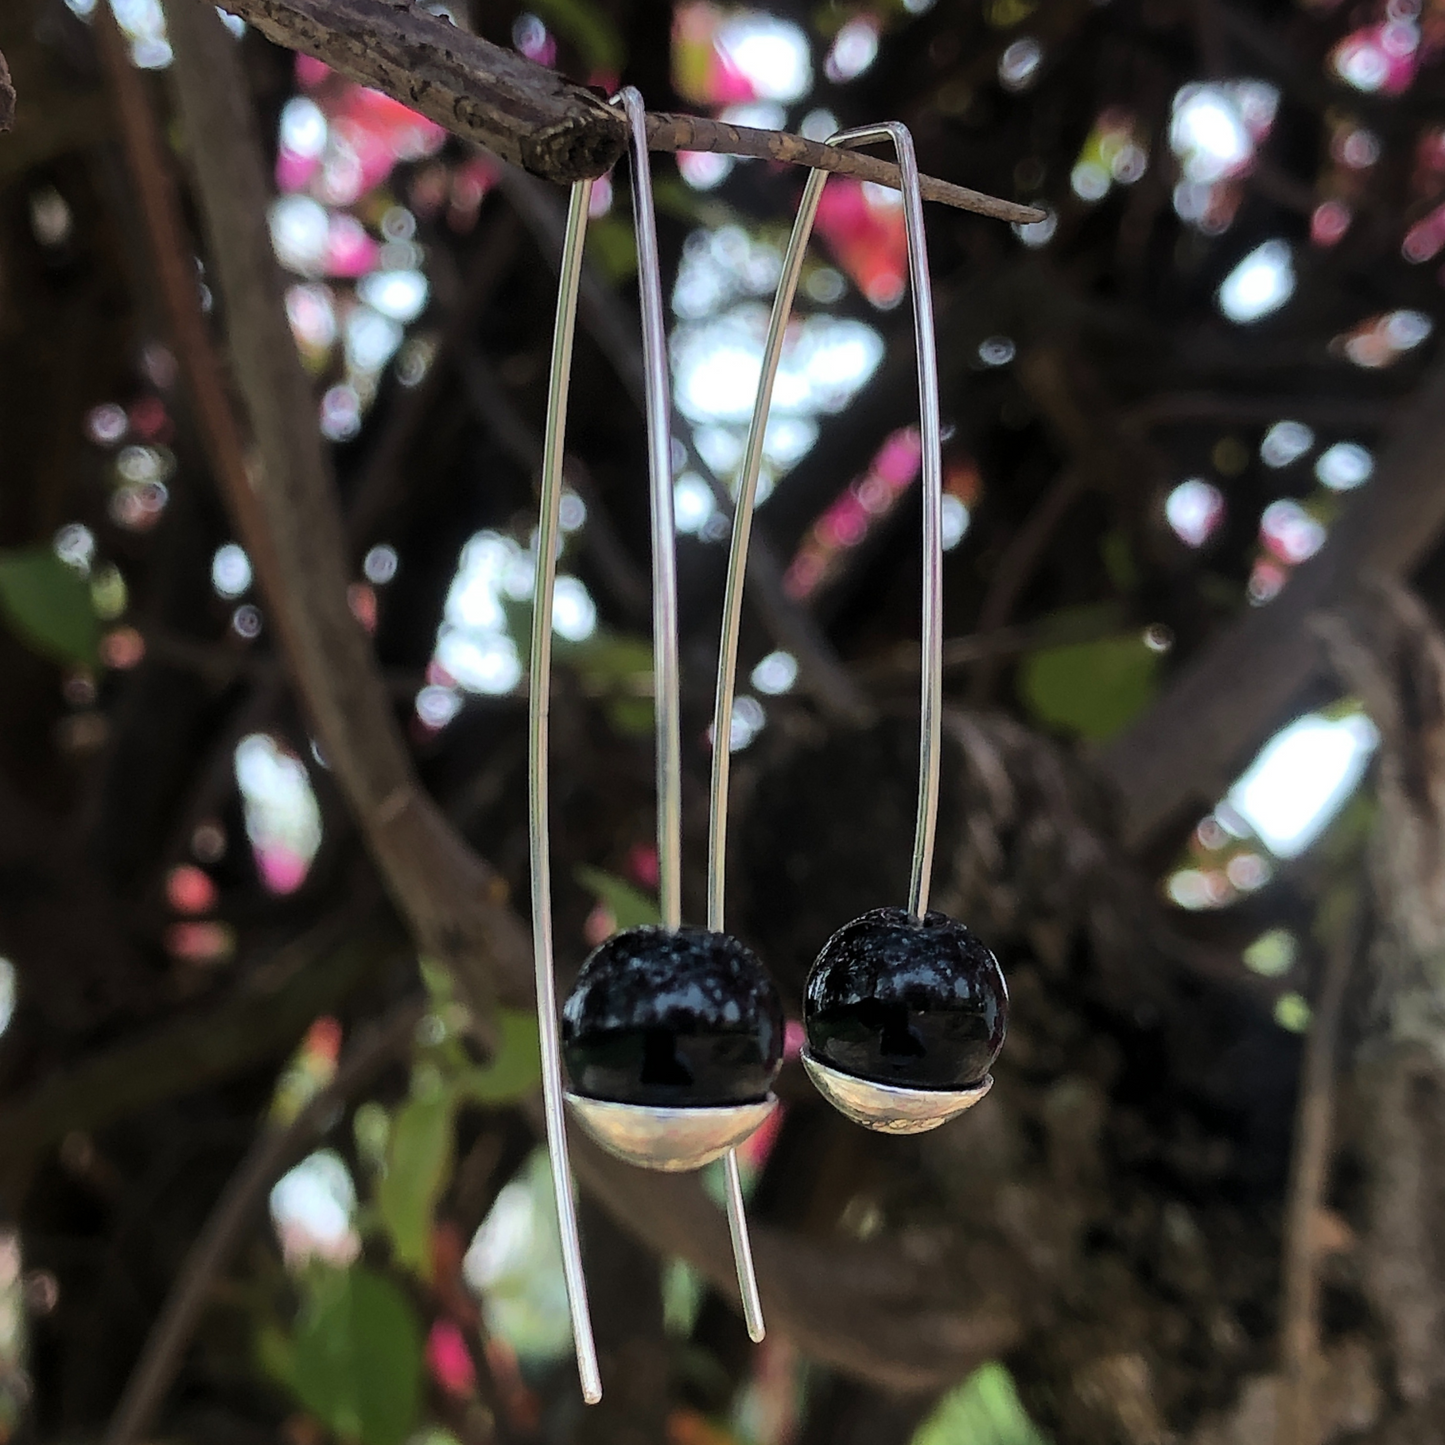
[721, 122, 943, 919]
[617, 81, 769, 1351]
[530, 87, 770, 1399]
[764, 126, 1006, 1136]
[529, 178, 602, 1405]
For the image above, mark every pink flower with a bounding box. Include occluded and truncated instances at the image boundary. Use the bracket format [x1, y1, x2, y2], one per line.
[427, 1319, 478, 1398]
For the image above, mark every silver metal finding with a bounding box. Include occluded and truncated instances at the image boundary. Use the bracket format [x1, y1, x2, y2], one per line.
[565, 1096, 776, 1172]
[738, 125, 964, 1135]
[700, 103, 816, 1337]
[727, 122, 943, 922]
[802, 1052, 993, 1134]
[529, 177, 602, 1406]
[530, 88, 769, 1361]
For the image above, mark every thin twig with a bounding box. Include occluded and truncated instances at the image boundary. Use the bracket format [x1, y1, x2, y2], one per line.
[1124, 391, 1398, 432]
[852, 601, 1125, 683]
[644, 113, 1044, 222]
[92, 0, 281, 592]
[216, 0, 1043, 220]
[0, 911, 398, 1204]
[454, 343, 652, 619]
[968, 467, 1087, 703]
[1276, 906, 1359, 1445]
[102, 999, 424, 1445]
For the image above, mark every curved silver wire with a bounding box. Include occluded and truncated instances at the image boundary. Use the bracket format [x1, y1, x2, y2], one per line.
[701, 135, 824, 1347]
[618, 86, 685, 936]
[529, 178, 602, 1405]
[531, 90, 767, 1393]
[720, 122, 943, 922]
[616, 84, 767, 1349]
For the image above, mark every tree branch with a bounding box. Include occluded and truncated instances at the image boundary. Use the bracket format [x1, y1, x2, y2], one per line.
[559, 1113, 1025, 1393]
[1102, 353, 1445, 852]
[0, 46, 13, 133]
[1275, 912, 1359, 1445]
[102, 998, 425, 1445]
[157, 0, 531, 1015]
[216, 0, 1042, 220]
[0, 910, 402, 1202]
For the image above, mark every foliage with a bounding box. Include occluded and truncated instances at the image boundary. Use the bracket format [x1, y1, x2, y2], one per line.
[0, 548, 98, 666]
[910, 1363, 1049, 1445]
[375, 991, 541, 1277]
[376, 1086, 454, 1277]
[575, 864, 662, 930]
[1019, 620, 1160, 742]
[260, 1265, 424, 1445]
[529, 0, 625, 73]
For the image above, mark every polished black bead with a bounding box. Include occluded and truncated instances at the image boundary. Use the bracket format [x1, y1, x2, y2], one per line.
[561, 926, 784, 1108]
[804, 907, 1007, 1090]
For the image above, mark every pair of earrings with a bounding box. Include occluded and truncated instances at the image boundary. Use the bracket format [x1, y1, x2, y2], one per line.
[527, 90, 1008, 1404]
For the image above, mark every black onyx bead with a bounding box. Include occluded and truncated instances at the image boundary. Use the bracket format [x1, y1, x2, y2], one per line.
[804, 907, 1007, 1090]
[561, 926, 784, 1109]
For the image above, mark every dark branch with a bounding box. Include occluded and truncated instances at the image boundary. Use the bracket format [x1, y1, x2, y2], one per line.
[102, 999, 424, 1445]
[1102, 354, 1445, 851]
[158, 0, 532, 1014]
[216, 0, 1042, 219]
[0, 46, 13, 133]
[0, 913, 402, 1203]
[558, 1111, 1026, 1393]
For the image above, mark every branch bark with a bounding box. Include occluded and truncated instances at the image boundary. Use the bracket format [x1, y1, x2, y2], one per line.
[216, 0, 1041, 219]
[158, 0, 531, 1015]
[0, 911, 401, 1203]
[561, 1115, 1025, 1393]
[102, 999, 425, 1445]
[1101, 354, 1445, 852]
[1276, 913, 1358, 1445]
[0, 46, 13, 133]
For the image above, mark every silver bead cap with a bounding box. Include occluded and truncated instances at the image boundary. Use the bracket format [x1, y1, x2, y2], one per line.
[564, 1092, 778, 1171]
[801, 1049, 992, 1134]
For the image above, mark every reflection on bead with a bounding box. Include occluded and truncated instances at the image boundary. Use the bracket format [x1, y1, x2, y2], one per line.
[804, 907, 1007, 1091]
[562, 925, 784, 1108]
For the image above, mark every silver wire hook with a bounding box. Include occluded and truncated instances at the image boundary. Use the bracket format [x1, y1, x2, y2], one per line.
[529, 178, 602, 1405]
[617, 83, 768, 1349]
[617, 86, 685, 938]
[722, 122, 943, 922]
[530, 89, 769, 1395]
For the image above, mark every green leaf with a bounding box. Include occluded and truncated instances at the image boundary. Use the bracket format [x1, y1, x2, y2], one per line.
[256, 1321, 297, 1393]
[561, 630, 653, 685]
[1019, 631, 1159, 742]
[460, 1007, 543, 1105]
[378, 1090, 455, 1278]
[575, 865, 661, 931]
[605, 696, 655, 737]
[0, 548, 98, 666]
[911, 1362, 1048, 1445]
[289, 1265, 424, 1445]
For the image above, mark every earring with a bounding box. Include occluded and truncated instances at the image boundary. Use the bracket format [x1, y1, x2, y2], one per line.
[528, 88, 782, 1402]
[730, 123, 1009, 1136]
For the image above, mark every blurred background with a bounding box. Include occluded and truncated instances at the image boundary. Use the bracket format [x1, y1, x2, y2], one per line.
[1, 0, 1444, 1438]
